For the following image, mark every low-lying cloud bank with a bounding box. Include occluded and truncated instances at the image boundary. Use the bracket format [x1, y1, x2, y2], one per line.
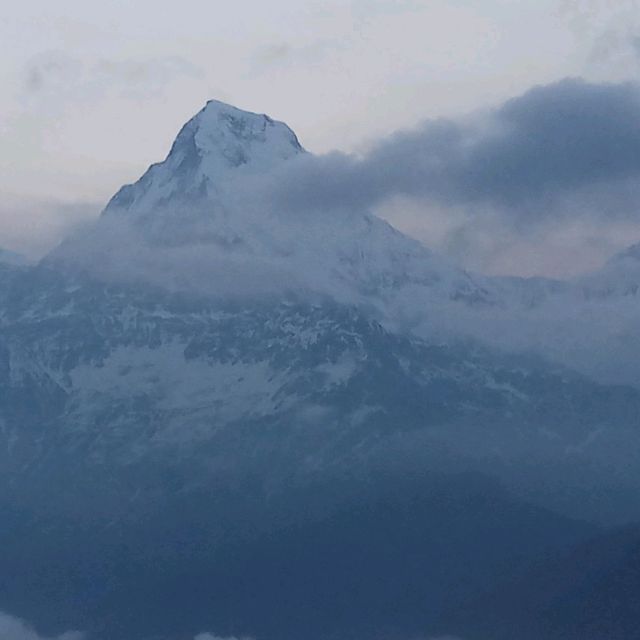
[0, 613, 255, 640]
[0, 612, 83, 640]
[194, 635, 252, 640]
[0, 612, 461, 640]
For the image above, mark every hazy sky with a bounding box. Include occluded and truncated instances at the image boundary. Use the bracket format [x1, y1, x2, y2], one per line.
[2, 0, 640, 273]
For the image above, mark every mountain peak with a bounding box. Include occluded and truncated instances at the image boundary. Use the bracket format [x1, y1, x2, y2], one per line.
[182, 99, 304, 167]
[103, 99, 304, 219]
[56, 98, 490, 308]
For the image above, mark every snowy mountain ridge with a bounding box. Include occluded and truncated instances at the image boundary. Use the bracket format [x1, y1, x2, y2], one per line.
[104, 100, 305, 222]
[51, 100, 494, 315]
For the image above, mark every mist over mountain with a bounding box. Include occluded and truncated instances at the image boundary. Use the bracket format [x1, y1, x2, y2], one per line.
[2, 98, 640, 640]
[0, 248, 29, 267]
[45, 97, 640, 387]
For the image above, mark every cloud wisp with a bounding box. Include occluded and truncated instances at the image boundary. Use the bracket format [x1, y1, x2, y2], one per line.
[0, 613, 255, 640]
[194, 635, 252, 640]
[0, 612, 83, 640]
[21, 51, 203, 104]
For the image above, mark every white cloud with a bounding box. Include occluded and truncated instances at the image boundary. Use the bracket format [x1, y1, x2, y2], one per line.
[0, 616, 256, 640]
[0, 612, 83, 640]
[194, 635, 252, 640]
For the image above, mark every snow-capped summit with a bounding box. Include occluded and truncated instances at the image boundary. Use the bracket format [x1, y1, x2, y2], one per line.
[104, 100, 304, 220]
[51, 99, 492, 309]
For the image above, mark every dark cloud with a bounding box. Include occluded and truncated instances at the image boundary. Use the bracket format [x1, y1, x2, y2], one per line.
[254, 43, 292, 65]
[250, 39, 338, 72]
[22, 52, 83, 95]
[269, 79, 640, 224]
[481, 79, 640, 205]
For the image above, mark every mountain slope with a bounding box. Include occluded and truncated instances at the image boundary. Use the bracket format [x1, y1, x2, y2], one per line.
[447, 525, 640, 640]
[1, 265, 639, 523]
[2, 100, 640, 639]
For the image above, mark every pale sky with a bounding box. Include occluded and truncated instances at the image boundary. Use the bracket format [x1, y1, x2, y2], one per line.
[2, 0, 640, 272]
